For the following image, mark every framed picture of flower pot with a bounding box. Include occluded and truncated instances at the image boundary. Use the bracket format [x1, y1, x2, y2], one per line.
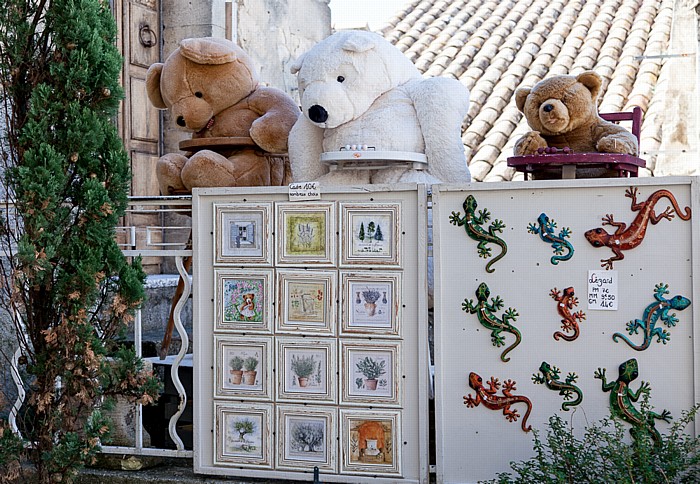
[276, 269, 337, 335]
[214, 402, 273, 468]
[214, 202, 273, 266]
[277, 337, 337, 403]
[340, 202, 401, 267]
[214, 269, 273, 333]
[276, 202, 336, 266]
[340, 409, 401, 476]
[340, 271, 401, 337]
[214, 336, 272, 400]
[276, 405, 337, 472]
[341, 341, 401, 406]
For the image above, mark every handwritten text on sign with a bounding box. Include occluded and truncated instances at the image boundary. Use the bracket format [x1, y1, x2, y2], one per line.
[588, 270, 618, 310]
[288, 182, 320, 201]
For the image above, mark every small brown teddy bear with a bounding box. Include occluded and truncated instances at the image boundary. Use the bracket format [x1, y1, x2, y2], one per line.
[514, 71, 638, 157]
[146, 37, 300, 195]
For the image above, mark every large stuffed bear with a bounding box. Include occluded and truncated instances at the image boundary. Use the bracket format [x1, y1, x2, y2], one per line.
[514, 71, 638, 157]
[146, 37, 299, 195]
[288, 30, 471, 185]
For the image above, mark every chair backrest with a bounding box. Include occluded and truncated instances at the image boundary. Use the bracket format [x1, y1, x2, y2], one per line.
[600, 106, 642, 144]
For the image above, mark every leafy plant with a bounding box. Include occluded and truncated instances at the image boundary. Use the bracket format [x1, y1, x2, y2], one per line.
[356, 357, 386, 380]
[243, 356, 259, 372]
[233, 418, 256, 442]
[229, 356, 244, 371]
[291, 354, 316, 379]
[290, 421, 324, 452]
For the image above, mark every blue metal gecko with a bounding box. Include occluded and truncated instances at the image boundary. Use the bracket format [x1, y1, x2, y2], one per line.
[527, 213, 574, 265]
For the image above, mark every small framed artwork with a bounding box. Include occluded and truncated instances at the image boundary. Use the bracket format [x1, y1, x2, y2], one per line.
[340, 271, 401, 337]
[276, 269, 337, 335]
[277, 337, 337, 403]
[276, 405, 337, 472]
[275, 202, 336, 266]
[214, 203, 273, 265]
[340, 409, 401, 476]
[214, 269, 273, 333]
[214, 336, 272, 400]
[340, 202, 401, 267]
[214, 402, 273, 468]
[341, 341, 401, 406]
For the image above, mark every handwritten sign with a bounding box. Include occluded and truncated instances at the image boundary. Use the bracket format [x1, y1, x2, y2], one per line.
[587, 270, 618, 310]
[288, 182, 320, 201]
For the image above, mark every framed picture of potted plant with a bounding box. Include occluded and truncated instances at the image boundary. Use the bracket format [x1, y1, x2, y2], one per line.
[341, 341, 401, 406]
[277, 337, 337, 403]
[214, 402, 273, 468]
[339, 202, 401, 267]
[276, 405, 337, 472]
[214, 336, 272, 400]
[276, 269, 337, 335]
[214, 268, 273, 333]
[275, 201, 336, 266]
[340, 409, 401, 476]
[214, 202, 273, 266]
[340, 270, 401, 337]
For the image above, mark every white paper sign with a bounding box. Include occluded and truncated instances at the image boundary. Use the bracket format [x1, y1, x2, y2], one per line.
[587, 270, 618, 310]
[288, 181, 320, 201]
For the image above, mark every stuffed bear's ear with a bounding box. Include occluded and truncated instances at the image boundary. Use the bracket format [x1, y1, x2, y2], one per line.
[290, 53, 306, 74]
[514, 87, 531, 112]
[179, 37, 239, 65]
[146, 63, 167, 109]
[577, 71, 602, 99]
[342, 35, 377, 53]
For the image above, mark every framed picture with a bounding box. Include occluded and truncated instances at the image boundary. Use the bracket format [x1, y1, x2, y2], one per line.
[214, 336, 272, 400]
[340, 202, 401, 267]
[276, 405, 337, 472]
[340, 271, 401, 337]
[340, 409, 401, 476]
[214, 203, 272, 265]
[276, 269, 337, 335]
[214, 269, 273, 333]
[214, 402, 273, 468]
[341, 341, 401, 406]
[275, 202, 336, 266]
[277, 337, 337, 403]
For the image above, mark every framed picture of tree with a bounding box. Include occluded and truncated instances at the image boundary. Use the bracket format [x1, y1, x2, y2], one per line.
[214, 402, 273, 468]
[276, 269, 337, 335]
[276, 337, 337, 403]
[276, 405, 337, 472]
[339, 202, 401, 267]
[214, 336, 272, 400]
[340, 270, 401, 337]
[341, 341, 401, 406]
[214, 202, 273, 266]
[214, 269, 273, 333]
[340, 409, 401, 476]
[275, 202, 336, 266]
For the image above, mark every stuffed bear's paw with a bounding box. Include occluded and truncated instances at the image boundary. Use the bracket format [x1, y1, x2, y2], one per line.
[596, 135, 637, 155]
[514, 131, 548, 155]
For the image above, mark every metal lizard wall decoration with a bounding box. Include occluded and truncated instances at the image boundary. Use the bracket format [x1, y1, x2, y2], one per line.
[585, 187, 692, 269]
[527, 213, 574, 264]
[449, 194, 507, 273]
[462, 282, 521, 362]
[464, 372, 533, 432]
[594, 358, 671, 446]
[532, 361, 583, 411]
[612, 283, 691, 351]
[550, 287, 585, 341]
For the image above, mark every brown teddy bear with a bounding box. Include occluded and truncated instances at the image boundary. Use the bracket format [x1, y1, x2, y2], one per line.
[146, 37, 299, 195]
[514, 71, 638, 157]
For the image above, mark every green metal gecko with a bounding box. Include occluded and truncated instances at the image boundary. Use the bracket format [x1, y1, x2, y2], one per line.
[594, 358, 671, 446]
[612, 282, 691, 351]
[462, 282, 521, 362]
[450, 194, 507, 273]
[532, 361, 583, 411]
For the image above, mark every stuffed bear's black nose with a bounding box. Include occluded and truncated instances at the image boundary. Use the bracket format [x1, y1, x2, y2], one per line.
[543, 104, 554, 113]
[308, 105, 328, 123]
[176, 116, 186, 127]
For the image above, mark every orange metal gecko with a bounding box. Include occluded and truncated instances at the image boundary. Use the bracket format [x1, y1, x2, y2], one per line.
[463, 372, 532, 432]
[550, 287, 586, 341]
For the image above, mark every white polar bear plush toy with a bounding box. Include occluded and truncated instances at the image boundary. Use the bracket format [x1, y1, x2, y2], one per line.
[289, 30, 471, 185]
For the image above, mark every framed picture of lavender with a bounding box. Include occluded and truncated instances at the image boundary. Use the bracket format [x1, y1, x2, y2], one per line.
[340, 271, 401, 337]
[275, 202, 336, 266]
[276, 337, 337, 403]
[214, 203, 273, 266]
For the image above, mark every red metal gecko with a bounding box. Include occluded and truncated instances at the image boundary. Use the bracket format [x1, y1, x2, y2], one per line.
[463, 372, 532, 432]
[550, 287, 586, 341]
[585, 187, 692, 269]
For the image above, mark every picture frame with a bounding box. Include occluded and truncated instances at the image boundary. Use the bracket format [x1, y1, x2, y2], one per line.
[340, 409, 401, 476]
[340, 202, 401, 267]
[214, 269, 273, 333]
[214, 336, 272, 400]
[276, 405, 337, 472]
[275, 202, 336, 266]
[214, 402, 273, 468]
[276, 337, 337, 403]
[276, 269, 337, 335]
[214, 202, 273, 265]
[341, 341, 401, 406]
[340, 270, 401, 337]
